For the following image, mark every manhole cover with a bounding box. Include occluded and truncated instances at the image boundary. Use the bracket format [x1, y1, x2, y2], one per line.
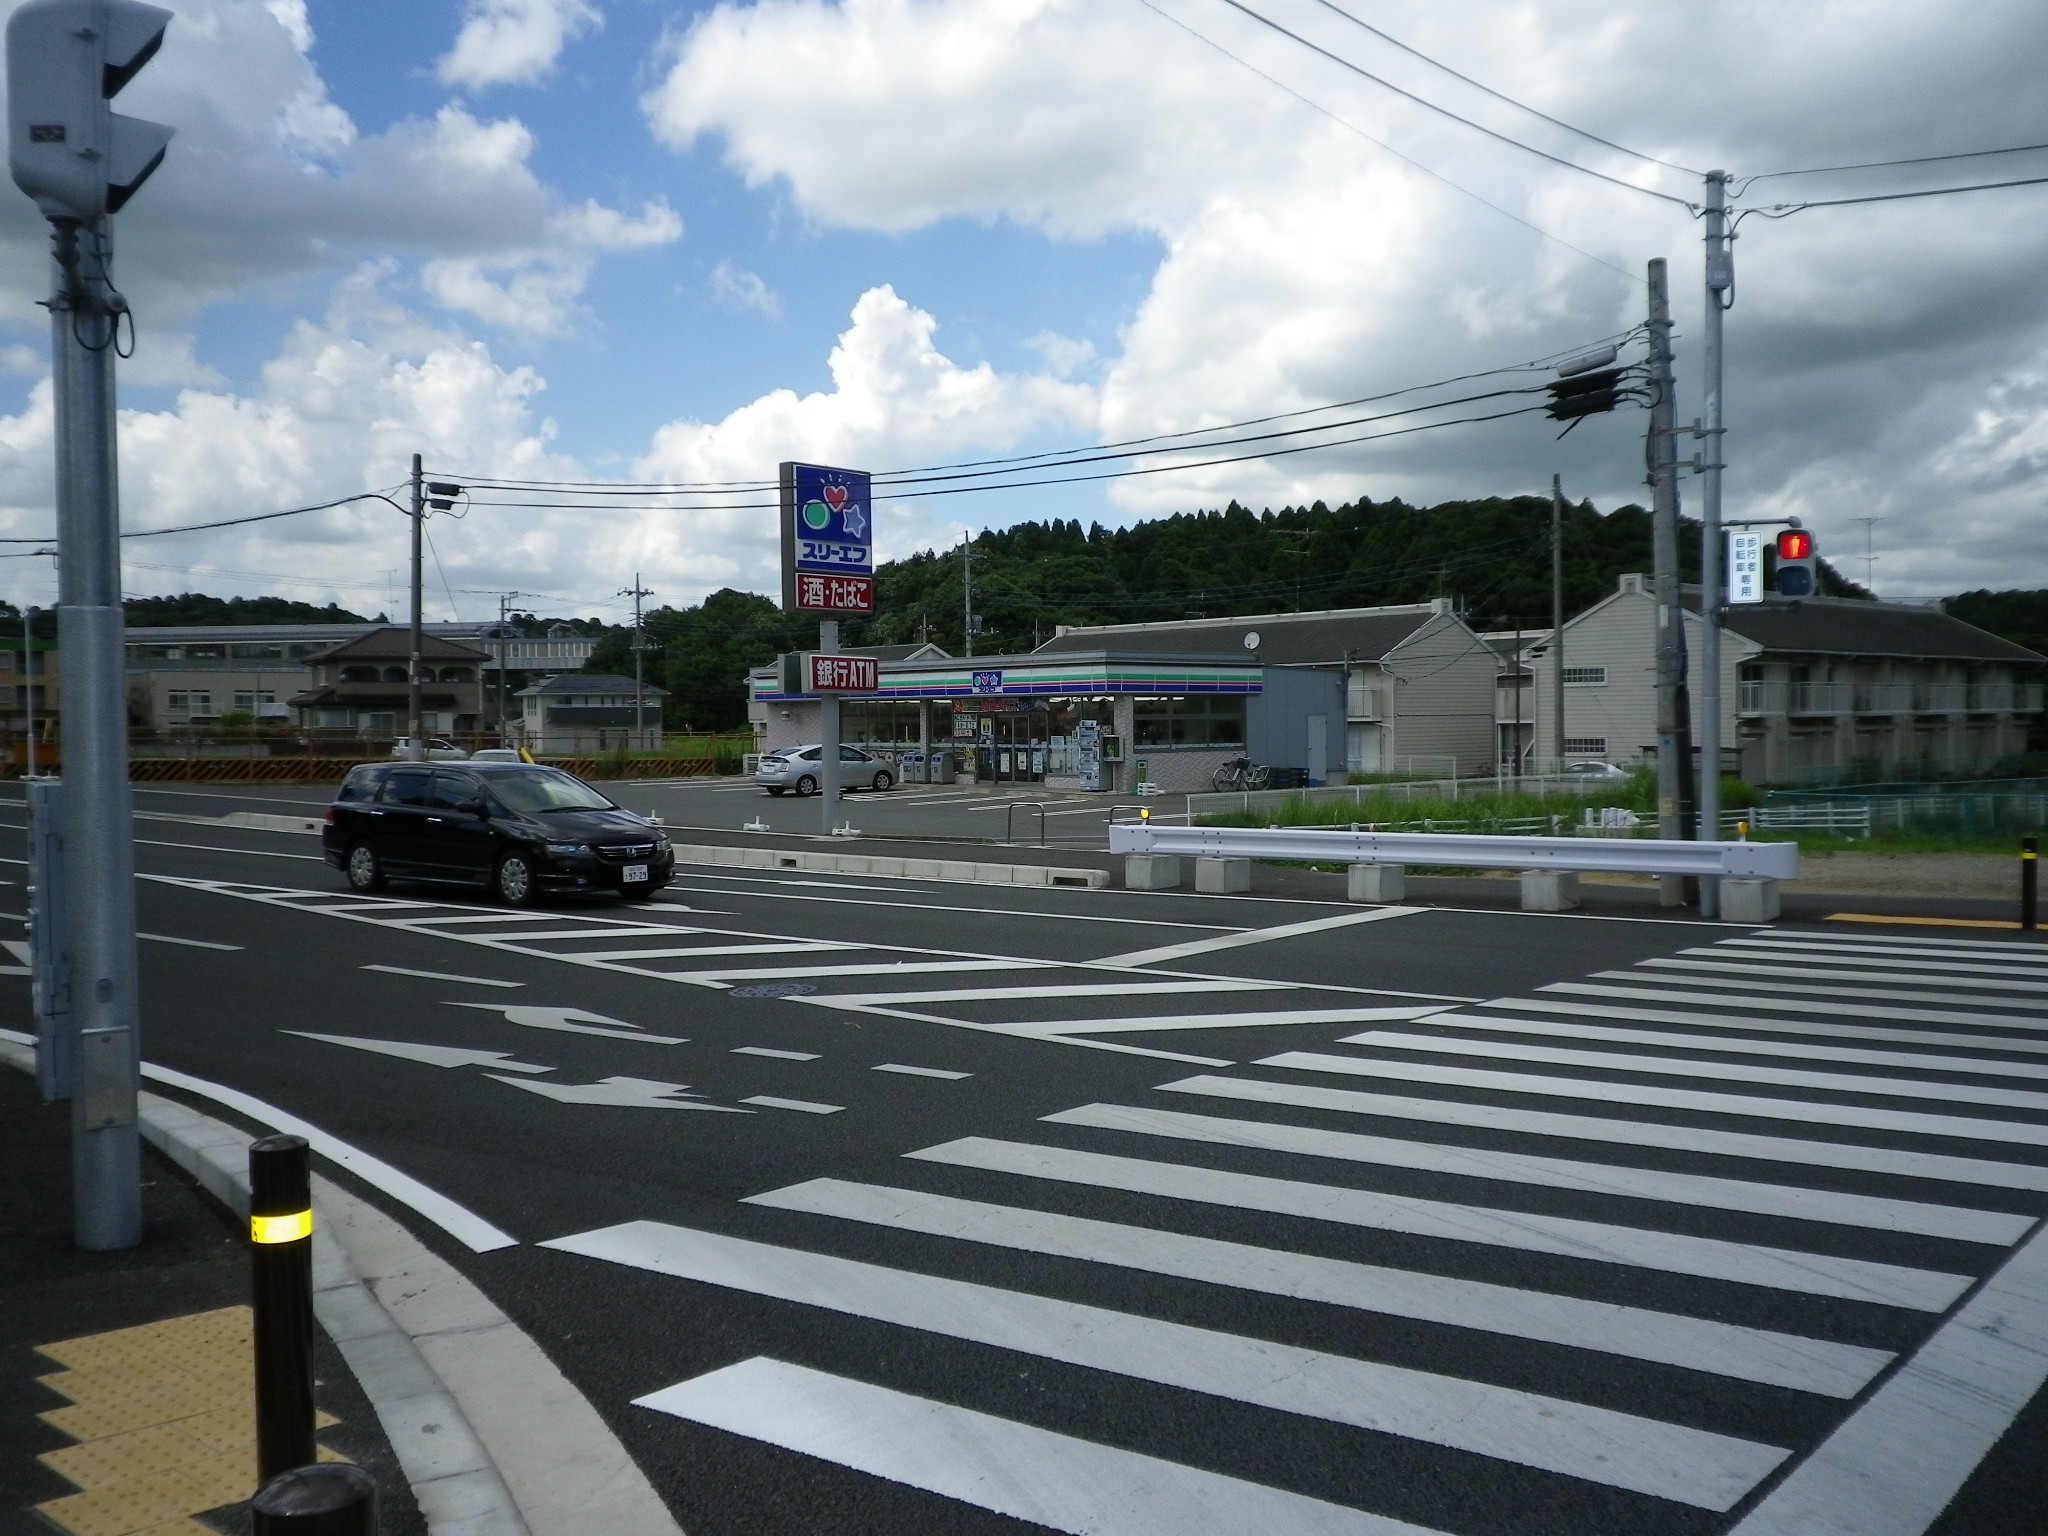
[731, 982, 817, 998]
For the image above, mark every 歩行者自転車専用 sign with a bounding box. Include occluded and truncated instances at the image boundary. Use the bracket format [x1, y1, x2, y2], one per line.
[781, 462, 873, 615]
[806, 654, 879, 693]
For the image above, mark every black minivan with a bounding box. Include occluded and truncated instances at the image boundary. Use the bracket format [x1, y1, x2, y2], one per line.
[323, 761, 674, 905]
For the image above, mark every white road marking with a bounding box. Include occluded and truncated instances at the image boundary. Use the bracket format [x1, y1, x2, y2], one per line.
[1726, 935, 2048, 961]
[1045, 1102, 2028, 1245]
[1097, 906, 1429, 968]
[472, 926, 718, 942]
[548, 1219, 1789, 1509]
[637, 1357, 1440, 1536]
[138, 932, 243, 951]
[658, 882, 1246, 931]
[1256, 1050, 2048, 1153]
[1545, 981, 2048, 1030]
[732, 1047, 820, 1061]
[1410, 1014, 2048, 1085]
[1689, 946, 2048, 979]
[806, 979, 1290, 1008]
[872, 1063, 971, 1080]
[448, 1002, 683, 1043]
[1728, 1216, 2048, 1536]
[1483, 994, 2048, 1049]
[988, 1005, 1452, 1038]
[741, 1095, 843, 1114]
[1161, 1072, 2048, 1194]
[909, 1138, 1969, 1310]
[567, 942, 861, 961]
[750, 1178, 1894, 1397]
[2, 939, 28, 965]
[135, 836, 322, 860]
[363, 964, 523, 988]
[286, 1031, 552, 1074]
[491, 1074, 748, 1111]
[1596, 969, 2048, 1011]
[662, 960, 1045, 983]
[1652, 955, 2048, 992]
[404, 911, 626, 926]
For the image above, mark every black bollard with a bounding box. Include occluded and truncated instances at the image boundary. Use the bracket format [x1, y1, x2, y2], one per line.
[2025, 836, 2039, 933]
[250, 1134, 316, 1483]
[252, 1463, 378, 1535]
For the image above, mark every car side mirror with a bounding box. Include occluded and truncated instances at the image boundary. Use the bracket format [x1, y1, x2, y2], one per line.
[464, 800, 488, 818]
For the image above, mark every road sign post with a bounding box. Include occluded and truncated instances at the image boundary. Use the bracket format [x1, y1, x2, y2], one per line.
[780, 463, 873, 835]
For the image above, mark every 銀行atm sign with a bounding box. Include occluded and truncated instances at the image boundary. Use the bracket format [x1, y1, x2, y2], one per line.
[780, 461, 874, 615]
[806, 653, 879, 693]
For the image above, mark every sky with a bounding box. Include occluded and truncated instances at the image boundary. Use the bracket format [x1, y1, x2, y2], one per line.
[0, 0, 2045, 625]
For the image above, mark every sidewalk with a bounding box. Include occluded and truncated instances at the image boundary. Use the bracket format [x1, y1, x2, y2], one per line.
[0, 1065, 425, 1536]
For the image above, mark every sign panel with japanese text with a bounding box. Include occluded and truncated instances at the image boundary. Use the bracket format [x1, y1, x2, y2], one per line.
[1727, 530, 1765, 605]
[805, 653, 879, 693]
[781, 461, 874, 614]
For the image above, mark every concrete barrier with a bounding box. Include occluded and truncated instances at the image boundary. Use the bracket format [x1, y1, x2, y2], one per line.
[1123, 854, 1182, 890]
[1195, 857, 1251, 894]
[670, 842, 1106, 890]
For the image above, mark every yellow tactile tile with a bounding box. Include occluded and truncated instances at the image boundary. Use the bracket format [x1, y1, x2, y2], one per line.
[31, 1303, 349, 1536]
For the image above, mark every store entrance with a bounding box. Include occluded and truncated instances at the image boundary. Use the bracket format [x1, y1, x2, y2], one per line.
[981, 712, 1045, 783]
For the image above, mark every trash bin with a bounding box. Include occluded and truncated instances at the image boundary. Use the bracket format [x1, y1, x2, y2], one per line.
[927, 750, 955, 784]
[900, 751, 926, 784]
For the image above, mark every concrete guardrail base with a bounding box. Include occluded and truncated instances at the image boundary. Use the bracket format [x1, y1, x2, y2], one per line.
[1348, 864, 1406, 902]
[1720, 877, 1781, 923]
[1521, 869, 1580, 912]
[1195, 857, 1251, 894]
[1124, 854, 1183, 890]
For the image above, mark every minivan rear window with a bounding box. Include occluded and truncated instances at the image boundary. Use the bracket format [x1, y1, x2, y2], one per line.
[336, 765, 388, 803]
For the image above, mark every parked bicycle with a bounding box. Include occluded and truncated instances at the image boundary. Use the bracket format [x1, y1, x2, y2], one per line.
[1212, 755, 1272, 792]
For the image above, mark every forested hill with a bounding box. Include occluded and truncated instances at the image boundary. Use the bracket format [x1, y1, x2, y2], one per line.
[123, 594, 377, 626]
[586, 494, 1874, 731]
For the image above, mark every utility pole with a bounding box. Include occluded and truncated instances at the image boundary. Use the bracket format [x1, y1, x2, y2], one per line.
[1647, 257, 1694, 906]
[22, 603, 38, 779]
[1698, 169, 1733, 916]
[1550, 475, 1564, 777]
[620, 574, 653, 757]
[407, 454, 425, 762]
[9, 0, 180, 1251]
[493, 592, 530, 746]
[961, 532, 975, 659]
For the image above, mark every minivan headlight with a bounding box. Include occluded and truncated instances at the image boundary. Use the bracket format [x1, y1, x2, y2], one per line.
[654, 835, 671, 853]
[544, 841, 589, 857]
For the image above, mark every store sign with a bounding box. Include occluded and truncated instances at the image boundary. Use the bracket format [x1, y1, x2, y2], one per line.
[1727, 530, 1765, 605]
[972, 669, 1004, 694]
[806, 653, 878, 693]
[781, 461, 874, 615]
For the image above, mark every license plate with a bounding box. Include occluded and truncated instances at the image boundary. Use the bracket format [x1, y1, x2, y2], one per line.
[622, 864, 649, 882]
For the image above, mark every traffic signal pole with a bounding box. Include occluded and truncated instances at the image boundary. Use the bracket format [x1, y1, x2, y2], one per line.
[50, 217, 142, 1247]
[1697, 171, 1732, 917]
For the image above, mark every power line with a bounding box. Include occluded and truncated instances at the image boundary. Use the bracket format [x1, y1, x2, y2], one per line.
[1199, 0, 1694, 206]
[1750, 171, 2048, 215]
[1304, 0, 1700, 176]
[0, 489, 405, 545]
[1745, 140, 2048, 184]
[1130, 0, 1643, 283]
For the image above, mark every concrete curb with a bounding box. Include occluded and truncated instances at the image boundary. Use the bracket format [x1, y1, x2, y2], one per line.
[0, 1041, 682, 1536]
[673, 839, 1107, 888]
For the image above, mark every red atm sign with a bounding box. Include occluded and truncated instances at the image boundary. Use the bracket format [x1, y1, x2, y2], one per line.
[807, 654, 878, 693]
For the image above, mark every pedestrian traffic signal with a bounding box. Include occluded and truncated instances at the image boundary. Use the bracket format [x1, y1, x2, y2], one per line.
[1774, 527, 1817, 598]
[7, 0, 173, 223]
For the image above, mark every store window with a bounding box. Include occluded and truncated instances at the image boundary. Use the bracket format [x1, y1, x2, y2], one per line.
[1132, 695, 1246, 749]
[1043, 697, 1115, 774]
[840, 700, 943, 745]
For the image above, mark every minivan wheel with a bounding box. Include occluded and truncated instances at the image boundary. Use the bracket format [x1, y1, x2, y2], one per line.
[495, 852, 539, 906]
[345, 843, 387, 892]
[794, 774, 818, 797]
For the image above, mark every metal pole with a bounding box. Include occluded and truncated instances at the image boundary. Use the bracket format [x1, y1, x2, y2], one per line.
[497, 594, 510, 746]
[1699, 169, 1732, 916]
[249, 1134, 316, 1483]
[1646, 257, 1689, 907]
[962, 532, 973, 659]
[818, 619, 841, 832]
[2024, 836, 2038, 932]
[620, 575, 652, 759]
[1550, 476, 1564, 776]
[406, 456, 424, 762]
[50, 217, 141, 1249]
[23, 603, 35, 778]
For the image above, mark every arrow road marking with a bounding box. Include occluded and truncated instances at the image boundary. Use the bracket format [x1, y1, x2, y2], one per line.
[448, 1003, 686, 1043]
[285, 1031, 553, 1075]
[489, 1075, 751, 1112]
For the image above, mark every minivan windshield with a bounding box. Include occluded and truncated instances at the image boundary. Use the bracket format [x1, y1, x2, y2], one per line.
[486, 769, 616, 814]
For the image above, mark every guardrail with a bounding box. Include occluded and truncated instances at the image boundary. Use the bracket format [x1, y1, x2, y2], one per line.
[1005, 801, 1047, 847]
[1109, 821, 1799, 880]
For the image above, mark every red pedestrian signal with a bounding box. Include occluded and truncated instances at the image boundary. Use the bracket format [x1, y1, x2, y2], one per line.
[1774, 528, 1817, 597]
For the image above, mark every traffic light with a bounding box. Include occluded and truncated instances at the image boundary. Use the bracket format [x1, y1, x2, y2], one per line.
[1774, 527, 1817, 598]
[1545, 346, 1625, 423]
[8, 0, 174, 223]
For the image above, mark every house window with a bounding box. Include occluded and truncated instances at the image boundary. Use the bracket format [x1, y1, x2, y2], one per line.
[315, 708, 352, 728]
[1561, 667, 1607, 685]
[1563, 737, 1608, 756]
[366, 712, 396, 733]
[167, 690, 212, 714]
[232, 691, 276, 712]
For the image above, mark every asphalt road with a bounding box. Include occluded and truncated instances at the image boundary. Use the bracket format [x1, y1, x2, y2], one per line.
[5, 786, 2048, 1535]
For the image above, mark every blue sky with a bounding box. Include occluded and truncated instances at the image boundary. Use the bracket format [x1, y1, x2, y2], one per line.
[0, 0, 2045, 622]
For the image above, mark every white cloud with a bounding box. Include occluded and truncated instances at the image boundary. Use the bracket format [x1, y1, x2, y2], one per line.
[438, 0, 603, 90]
[710, 260, 780, 318]
[423, 196, 682, 335]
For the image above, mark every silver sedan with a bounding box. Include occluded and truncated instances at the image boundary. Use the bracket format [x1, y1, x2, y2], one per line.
[756, 744, 896, 796]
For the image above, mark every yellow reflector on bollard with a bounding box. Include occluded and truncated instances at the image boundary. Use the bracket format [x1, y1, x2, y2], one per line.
[251, 1209, 312, 1244]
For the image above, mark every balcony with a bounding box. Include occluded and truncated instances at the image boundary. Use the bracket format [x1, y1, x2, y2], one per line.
[1346, 682, 1382, 720]
[1737, 680, 2044, 716]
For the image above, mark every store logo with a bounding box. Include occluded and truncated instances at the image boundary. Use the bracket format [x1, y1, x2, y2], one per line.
[973, 670, 1003, 694]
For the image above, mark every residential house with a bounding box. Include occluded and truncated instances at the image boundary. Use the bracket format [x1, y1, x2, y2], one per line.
[515, 673, 667, 754]
[288, 628, 491, 738]
[2, 634, 57, 768]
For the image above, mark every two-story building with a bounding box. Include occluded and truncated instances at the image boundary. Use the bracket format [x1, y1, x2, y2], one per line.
[514, 673, 666, 754]
[287, 628, 491, 738]
[1529, 574, 2046, 782]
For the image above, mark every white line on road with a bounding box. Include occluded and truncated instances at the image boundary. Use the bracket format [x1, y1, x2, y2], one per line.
[806, 979, 1290, 1008]
[1597, 969, 2048, 1010]
[285, 1031, 553, 1075]
[1642, 957, 2048, 995]
[1097, 906, 1429, 969]
[1544, 981, 2048, 1030]
[654, 882, 1247, 931]
[1254, 1051, 2048, 1153]
[566, 942, 862, 962]
[549, 1219, 1788, 1509]
[139, 932, 244, 951]
[1724, 935, 2048, 962]
[749, 1178, 1894, 1397]
[741, 1095, 843, 1114]
[363, 964, 523, 988]
[732, 1047, 820, 1061]
[448, 1002, 684, 1043]
[988, 1005, 1450, 1037]
[1480, 996, 2048, 1051]
[661, 960, 1046, 984]
[908, 1138, 1969, 1310]
[1160, 1073, 2048, 1194]
[1688, 946, 2048, 979]
[1044, 1102, 2029, 1245]
[637, 1357, 1443, 1536]
[872, 1064, 972, 1080]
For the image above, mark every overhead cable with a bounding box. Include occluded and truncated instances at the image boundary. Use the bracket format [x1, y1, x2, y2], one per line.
[1752, 172, 2048, 215]
[0, 489, 403, 545]
[1745, 141, 2048, 184]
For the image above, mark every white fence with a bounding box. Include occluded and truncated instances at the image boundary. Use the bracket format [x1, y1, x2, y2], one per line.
[1185, 773, 1608, 822]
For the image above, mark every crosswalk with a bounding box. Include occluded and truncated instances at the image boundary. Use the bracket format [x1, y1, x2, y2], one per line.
[537, 923, 2048, 1534]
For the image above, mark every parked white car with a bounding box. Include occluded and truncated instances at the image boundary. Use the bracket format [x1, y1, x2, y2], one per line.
[755, 744, 895, 795]
[468, 747, 525, 762]
[388, 737, 469, 761]
[1562, 760, 1633, 782]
